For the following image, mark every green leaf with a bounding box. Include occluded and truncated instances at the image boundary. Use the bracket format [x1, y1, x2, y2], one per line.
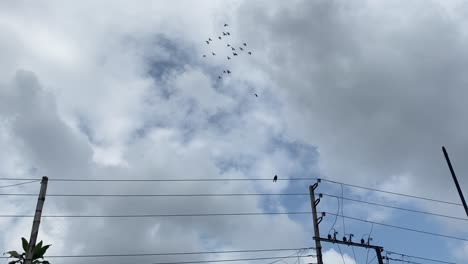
[4, 251, 21, 258]
[32, 245, 50, 260]
[32, 241, 43, 258]
[22, 237, 29, 252]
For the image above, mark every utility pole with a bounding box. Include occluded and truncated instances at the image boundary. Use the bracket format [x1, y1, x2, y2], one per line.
[442, 146, 468, 217]
[25, 176, 48, 264]
[309, 180, 323, 264]
[310, 179, 384, 264]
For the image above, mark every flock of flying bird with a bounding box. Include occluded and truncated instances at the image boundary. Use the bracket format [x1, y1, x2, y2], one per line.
[202, 23, 258, 97]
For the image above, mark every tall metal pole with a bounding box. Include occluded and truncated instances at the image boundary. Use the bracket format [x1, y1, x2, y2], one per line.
[25, 176, 48, 264]
[309, 183, 323, 264]
[442, 146, 468, 217]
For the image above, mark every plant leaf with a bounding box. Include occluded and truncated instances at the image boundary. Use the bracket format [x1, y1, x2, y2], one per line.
[33, 245, 50, 260]
[22, 237, 29, 252]
[5, 251, 21, 258]
[32, 241, 43, 258]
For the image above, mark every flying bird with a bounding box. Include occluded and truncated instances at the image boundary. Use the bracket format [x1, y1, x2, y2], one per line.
[239, 47, 244, 51]
[224, 23, 228, 27]
[248, 51, 252, 55]
[206, 41, 209, 44]
[226, 32, 230, 35]
[218, 76, 222, 79]
[212, 52, 216, 55]
[218, 36, 222, 39]
[227, 70, 231, 74]
[273, 175, 278, 182]
[243, 43, 247, 46]
[254, 93, 258, 97]
[233, 52, 238, 56]
[223, 32, 227, 36]
[202, 55, 206, 57]
[231, 47, 235, 51]
[223, 70, 226, 73]
[227, 44, 231, 47]
[227, 56, 231, 60]
[208, 38, 212, 41]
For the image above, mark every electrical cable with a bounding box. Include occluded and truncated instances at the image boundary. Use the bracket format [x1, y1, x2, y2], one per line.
[0, 193, 310, 197]
[320, 179, 462, 206]
[385, 251, 456, 264]
[0, 247, 315, 259]
[323, 212, 468, 241]
[0, 180, 40, 189]
[0, 211, 312, 218]
[321, 194, 467, 222]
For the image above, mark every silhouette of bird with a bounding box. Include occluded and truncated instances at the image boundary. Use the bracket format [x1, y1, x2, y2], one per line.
[343, 236, 347, 242]
[360, 239, 365, 244]
[227, 44, 231, 47]
[223, 70, 226, 73]
[218, 36, 221, 39]
[224, 23, 228, 27]
[231, 47, 235, 51]
[243, 43, 247, 46]
[226, 32, 230, 35]
[227, 70, 231, 74]
[239, 47, 244, 51]
[218, 76, 221, 79]
[212, 52, 216, 55]
[206, 41, 209, 44]
[202, 55, 206, 57]
[254, 93, 258, 97]
[208, 38, 212, 41]
[227, 56, 231, 60]
[223, 32, 227, 36]
[273, 175, 278, 182]
[328, 234, 332, 240]
[233, 52, 238, 56]
[248, 51, 252, 55]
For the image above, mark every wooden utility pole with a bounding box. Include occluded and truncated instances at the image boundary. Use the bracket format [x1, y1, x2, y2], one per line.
[24, 176, 48, 264]
[309, 181, 323, 264]
[442, 146, 468, 217]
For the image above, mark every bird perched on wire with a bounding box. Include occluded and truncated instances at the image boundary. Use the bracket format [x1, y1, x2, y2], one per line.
[273, 175, 278, 182]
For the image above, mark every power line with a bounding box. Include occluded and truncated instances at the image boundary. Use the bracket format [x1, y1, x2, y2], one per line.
[321, 193, 468, 222]
[0, 247, 315, 259]
[384, 257, 423, 264]
[0, 211, 312, 218]
[385, 251, 456, 264]
[323, 212, 468, 242]
[0, 177, 317, 182]
[0, 193, 310, 197]
[0, 180, 40, 189]
[148, 255, 316, 264]
[320, 179, 462, 206]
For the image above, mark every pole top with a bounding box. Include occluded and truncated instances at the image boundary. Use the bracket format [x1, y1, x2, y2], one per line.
[41, 176, 48, 182]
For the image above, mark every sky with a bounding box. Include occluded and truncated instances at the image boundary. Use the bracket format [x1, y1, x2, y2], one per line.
[1, 0, 468, 263]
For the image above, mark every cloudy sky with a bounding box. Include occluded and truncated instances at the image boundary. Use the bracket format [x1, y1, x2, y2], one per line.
[1, 0, 468, 263]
